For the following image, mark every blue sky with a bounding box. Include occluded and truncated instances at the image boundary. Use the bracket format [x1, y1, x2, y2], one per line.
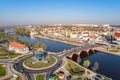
[0, 0, 120, 25]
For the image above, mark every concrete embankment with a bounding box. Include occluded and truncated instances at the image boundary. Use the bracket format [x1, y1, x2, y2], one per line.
[67, 59, 112, 80]
[35, 35, 87, 47]
[95, 46, 120, 57]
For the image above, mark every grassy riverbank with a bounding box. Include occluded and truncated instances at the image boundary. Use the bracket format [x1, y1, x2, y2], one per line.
[95, 46, 120, 56]
[66, 60, 85, 76]
[35, 35, 86, 47]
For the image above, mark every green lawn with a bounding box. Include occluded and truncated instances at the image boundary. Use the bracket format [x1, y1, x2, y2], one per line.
[24, 56, 56, 68]
[0, 47, 22, 59]
[36, 74, 45, 80]
[109, 49, 119, 53]
[0, 53, 21, 59]
[0, 64, 6, 77]
[66, 60, 85, 75]
[54, 74, 61, 80]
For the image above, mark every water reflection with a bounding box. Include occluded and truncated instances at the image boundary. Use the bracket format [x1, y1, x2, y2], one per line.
[80, 52, 120, 80]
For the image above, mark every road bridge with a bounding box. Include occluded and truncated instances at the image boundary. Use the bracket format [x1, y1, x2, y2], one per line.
[57, 44, 101, 62]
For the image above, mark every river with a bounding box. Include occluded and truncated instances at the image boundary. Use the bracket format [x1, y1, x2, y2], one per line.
[18, 35, 75, 52]
[4, 30, 120, 80]
[18, 35, 120, 80]
[80, 52, 120, 80]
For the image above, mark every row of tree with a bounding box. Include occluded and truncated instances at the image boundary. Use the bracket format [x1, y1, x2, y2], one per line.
[22, 41, 47, 52]
[16, 27, 30, 36]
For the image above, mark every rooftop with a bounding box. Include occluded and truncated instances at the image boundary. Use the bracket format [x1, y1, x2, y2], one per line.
[9, 42, 27, 50]
[114, 32, 120, 37]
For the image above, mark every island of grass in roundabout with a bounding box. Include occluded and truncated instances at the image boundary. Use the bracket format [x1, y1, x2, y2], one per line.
[24, 52, 56, 69]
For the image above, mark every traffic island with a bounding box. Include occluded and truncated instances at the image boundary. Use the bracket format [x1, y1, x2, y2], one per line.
[23, 56, 57, 70]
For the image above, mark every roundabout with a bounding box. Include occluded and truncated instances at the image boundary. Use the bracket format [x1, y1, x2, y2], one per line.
[14, 52, 63, 80]
[23, 56, 57, 70]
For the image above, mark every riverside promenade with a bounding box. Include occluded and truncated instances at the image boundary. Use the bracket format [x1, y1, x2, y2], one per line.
[36, 35, 120, 57]
[95, 46, 120, 56]
[35, 35, 87, 46]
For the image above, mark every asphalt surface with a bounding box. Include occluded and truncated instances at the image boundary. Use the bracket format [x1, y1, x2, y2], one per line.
[14, 44, 101, 80]
[14, 53, 63, 80]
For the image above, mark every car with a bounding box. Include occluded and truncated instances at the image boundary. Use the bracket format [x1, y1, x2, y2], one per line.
[20, 69, 24, 73]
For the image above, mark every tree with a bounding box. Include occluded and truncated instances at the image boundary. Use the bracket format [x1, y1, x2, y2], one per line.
[33, 42, 41, 50]
[41, 43, 47, 51]
[24, 40, 32, 49]
[13, 34, 18, 41]
[83, 60, 91, 68]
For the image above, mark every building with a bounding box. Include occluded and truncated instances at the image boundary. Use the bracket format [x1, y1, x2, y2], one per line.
[88, 34, 96, 41]
[9, 42, 29, 54]
[114, 32, 120, 41]
[58, 71, 65, 79]
[35, 52, 48, 62]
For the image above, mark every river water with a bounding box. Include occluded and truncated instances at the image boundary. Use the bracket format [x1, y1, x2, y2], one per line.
[19, 35, 120, 80]
[80, 52, 120, 80]
[18, 35, 75, 52]
[4, 30, 120, 80]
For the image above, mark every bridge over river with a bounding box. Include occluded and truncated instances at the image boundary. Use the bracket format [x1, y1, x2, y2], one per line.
[56, 44, 102, 62]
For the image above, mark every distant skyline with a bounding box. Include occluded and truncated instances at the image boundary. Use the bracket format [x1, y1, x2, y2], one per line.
[0, 0, 120, 26]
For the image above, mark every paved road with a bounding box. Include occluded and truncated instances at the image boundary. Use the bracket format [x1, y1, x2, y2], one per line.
[14, 44, 101, 80]
[14, 53, 63, 80]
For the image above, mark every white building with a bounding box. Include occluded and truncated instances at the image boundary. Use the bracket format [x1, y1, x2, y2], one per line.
[70, 33, 78, 38]
[9, 42, 29, 54]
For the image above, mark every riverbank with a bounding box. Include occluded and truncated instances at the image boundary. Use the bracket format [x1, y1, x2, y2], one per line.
[95, 46, 120, 57]
[35, 35, 87, 47]
[67, 59, 112, 80]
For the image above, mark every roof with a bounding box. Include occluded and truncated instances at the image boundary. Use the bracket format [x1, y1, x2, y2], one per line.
[114, 32, 120, 37]
[9, 42, 27, 50]
[59, 73, 64, 77]
[35, 52, 47, 58]
[89, 34, 95, 38]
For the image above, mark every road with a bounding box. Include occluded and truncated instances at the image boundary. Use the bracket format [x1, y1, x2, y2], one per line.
[14, 44, 101, 80]
[14, 53, 63, 80]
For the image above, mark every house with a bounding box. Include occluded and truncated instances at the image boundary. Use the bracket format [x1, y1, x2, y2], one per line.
[70, 33, 78, 38]
[58, 71, 65, 79]
[88, 34, 96, 41]
[114, 32, 120, 41]
[96, 36, 103, 42]
[9, 42, 29, 54]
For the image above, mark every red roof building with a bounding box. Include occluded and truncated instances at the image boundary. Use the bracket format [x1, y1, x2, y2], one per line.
[114, 32, 120, 37]
[9, 42, 27, 50]
[9, 42, 29, 53]
[114, 32, 120, 41]
[89, 34, 96, 39]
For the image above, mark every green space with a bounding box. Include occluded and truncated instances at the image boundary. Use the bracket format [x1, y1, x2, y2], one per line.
[72, 77, 83, 80]
[53, 74, 61, 80]
[0, 32, 13, 42]
[24, 56, 56, 68]
[109, 49, 119, 53]
[66, 60, 85, 75]
[0, 47, 21, 59]
[0, 64, 6, 77]
[16, 27, 30, 36]
[36, 74, 45, 80]
[5, 77, 12, 80]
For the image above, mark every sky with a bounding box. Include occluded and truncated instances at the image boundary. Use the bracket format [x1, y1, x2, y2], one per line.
[0, 0, 120, 26]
